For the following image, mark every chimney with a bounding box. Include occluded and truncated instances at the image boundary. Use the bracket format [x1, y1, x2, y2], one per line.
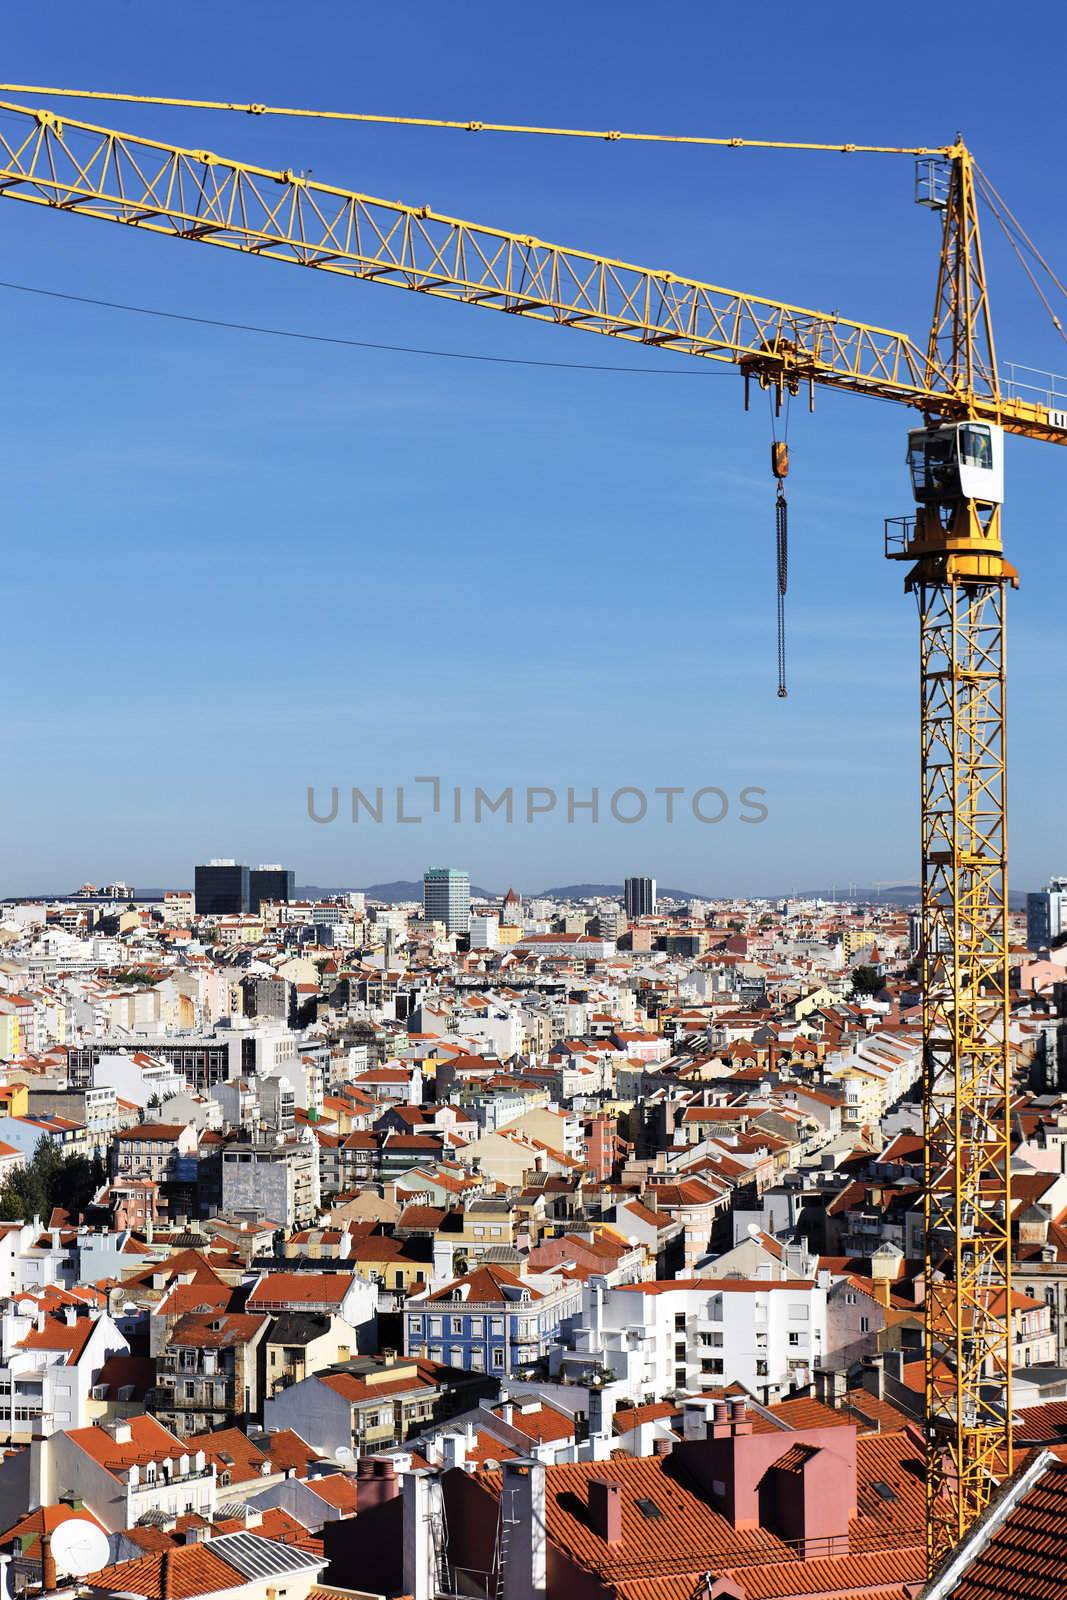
[500, 1460, 547, 1600]
[814, 1367, 848, 1409]
[683, 1400, 716, 1441]
[63, 1306, 78, 1327]
[729, 1398, 752, 1436]
[861, 1358, 886, 1401]
[587, 1384, 615, 1446]
[403, 1471, 446, 1600]
[40, 1533, 57, 1593]
[372, 1458, 400, 1504]
[356, 1456, 376, 1509]
[588, 1479, 622, 1544]
[441, 1432, 467, 1472]
[29, 1435, 52, 1512]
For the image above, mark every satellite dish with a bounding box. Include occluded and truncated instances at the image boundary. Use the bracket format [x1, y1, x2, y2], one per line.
[746, 1223, 760, 1239]
[335, 1445, 354, 1464]
[48, 1519, 111, 1578]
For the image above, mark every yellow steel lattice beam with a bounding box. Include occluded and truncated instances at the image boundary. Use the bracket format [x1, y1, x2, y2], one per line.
[0, 98, 1063, 440]
[907, 541, 1014, 1571]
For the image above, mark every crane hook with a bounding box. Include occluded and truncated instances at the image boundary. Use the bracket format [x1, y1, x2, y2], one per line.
[772, 443, 789, 699]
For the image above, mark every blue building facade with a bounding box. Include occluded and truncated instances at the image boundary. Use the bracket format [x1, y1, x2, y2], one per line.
[404, 1268, 581, 1377]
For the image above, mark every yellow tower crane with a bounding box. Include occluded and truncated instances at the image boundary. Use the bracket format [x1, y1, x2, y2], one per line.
[1, 88, 1065, 1574]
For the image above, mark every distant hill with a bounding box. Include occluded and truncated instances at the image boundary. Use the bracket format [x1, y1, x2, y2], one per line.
[797, 884, 1027, 911]
[296, 881, 498, 904]
[538, 883, 706, 901]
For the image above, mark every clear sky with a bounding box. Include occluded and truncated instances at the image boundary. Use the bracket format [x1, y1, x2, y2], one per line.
[1, 1, 1065, 897]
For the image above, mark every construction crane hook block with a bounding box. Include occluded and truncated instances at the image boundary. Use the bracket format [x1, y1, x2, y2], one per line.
[772, 442, 789, 697]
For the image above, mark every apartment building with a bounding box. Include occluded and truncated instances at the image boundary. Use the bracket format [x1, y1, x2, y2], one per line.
[556, 1273, 829, 1403]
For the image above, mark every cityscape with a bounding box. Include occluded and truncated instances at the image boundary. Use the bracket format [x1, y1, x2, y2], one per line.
[0, 863, 1064, 1598]
[3, 5, 1065, 1598]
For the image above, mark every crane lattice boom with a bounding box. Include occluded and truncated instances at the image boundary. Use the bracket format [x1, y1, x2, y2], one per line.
[0, 98, 1064, 440]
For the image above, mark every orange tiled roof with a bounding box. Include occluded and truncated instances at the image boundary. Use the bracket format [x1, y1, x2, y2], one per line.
[87, 1546, 246, 1599]
[479, 1431, 923, 1587]
[66, 1415, 188, 1476]
[246, 1272, 352, 1308]
[304, 1473, 359, 1512]
[947, 1456, 1067, 1599]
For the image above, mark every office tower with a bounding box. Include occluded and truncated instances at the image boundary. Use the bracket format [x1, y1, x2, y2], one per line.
[1027, 876, 1067, 950]
[249, 864, 295, 912]
[624, 876, 657, 918]
[423, 867, 471, 935]
[194, 859, 249, 916]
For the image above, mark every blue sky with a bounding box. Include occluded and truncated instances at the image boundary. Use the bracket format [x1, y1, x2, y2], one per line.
[1, 1, 1065, 897]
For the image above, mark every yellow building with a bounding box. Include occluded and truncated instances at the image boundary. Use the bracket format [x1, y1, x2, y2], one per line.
[0, 1082, 28, 1116]
[0, 1016, 21, 1060]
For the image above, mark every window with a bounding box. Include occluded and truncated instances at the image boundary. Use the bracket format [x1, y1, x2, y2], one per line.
[491, 1348, 505, 1371]
[788, 1332, 801, 1346]
[409, 1317, 423, 1338]
[491, 1317, 504, 1337]
[756, 1360, 768, 1377]
[469, 1316, 484, 1336]
[860, 1316, 870, 1333]
[674, 1313, 686, 1332]
[451, 1316, 463, 1335]
[960, 424, 993, 471]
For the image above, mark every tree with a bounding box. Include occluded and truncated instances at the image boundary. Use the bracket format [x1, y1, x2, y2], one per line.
[0, 1139, 105, 1223]
[850, 964, 884, 997]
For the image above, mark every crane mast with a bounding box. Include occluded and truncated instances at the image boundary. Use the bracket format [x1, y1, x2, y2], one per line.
[0, 94, 1061, 1574]
[890, 148, 1014, 1565]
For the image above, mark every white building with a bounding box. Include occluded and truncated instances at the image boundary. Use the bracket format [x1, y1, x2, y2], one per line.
[28, 1414, 216, 1532]
[90, 1051, 185, 1109]
[470, 914, 500, 950]
[554, 1273, 830, 1404]
[0, 1301, 129, 1441]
